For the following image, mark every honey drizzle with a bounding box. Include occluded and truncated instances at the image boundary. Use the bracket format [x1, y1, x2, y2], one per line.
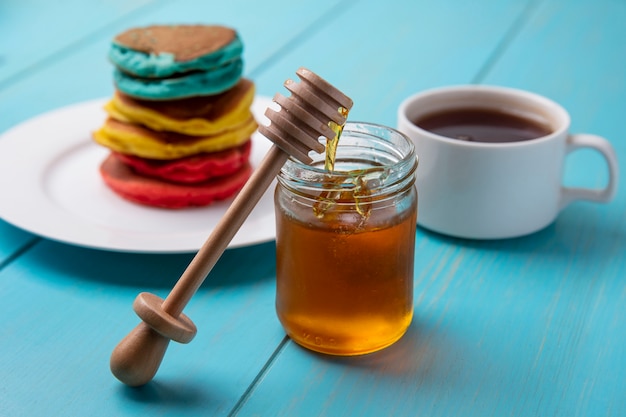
[313, 106, 372, 221]
[324, 106, 349, 171]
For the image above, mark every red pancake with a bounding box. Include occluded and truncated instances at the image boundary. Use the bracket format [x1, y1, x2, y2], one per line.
[100, 153, 252, 209]
[113, 140, 251, 183]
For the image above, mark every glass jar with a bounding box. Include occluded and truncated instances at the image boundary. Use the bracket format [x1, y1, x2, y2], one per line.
[274, 122, 418, 355]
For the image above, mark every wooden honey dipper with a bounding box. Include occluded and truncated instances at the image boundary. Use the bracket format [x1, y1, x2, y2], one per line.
[110, 67, 353, 386]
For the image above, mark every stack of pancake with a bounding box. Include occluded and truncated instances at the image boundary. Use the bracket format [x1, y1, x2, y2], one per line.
[93, 24, 257, 209]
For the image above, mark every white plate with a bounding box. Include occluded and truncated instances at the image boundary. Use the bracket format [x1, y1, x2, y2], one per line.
[0, 96, 277, 253]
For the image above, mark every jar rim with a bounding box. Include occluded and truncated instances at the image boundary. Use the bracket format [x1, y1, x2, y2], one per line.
[278, 121, 418, 198]
[283, 121, 416, 174]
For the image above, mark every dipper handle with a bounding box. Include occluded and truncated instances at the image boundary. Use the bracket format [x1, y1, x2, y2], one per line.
[110, 67, 353, 386]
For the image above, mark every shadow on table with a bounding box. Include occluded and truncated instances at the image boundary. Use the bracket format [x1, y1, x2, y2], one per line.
[115, 376, 233, 412]
[25, 238, 277, 289]
[300, 315, 439, 376]
[119, 380, 206, 407]
[295, 314, 546, 410]
[416, 203, 625, 262]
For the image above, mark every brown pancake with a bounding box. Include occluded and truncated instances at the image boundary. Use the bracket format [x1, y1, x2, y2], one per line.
[114, 25, 236, 62]
[114, 78, 254, 121]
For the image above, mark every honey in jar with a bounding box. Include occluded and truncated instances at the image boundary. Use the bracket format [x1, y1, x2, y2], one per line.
[274, 122, 418, 355]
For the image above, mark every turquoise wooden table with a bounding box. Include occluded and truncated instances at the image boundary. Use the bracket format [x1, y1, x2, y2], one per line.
[1, 0, 625, 415]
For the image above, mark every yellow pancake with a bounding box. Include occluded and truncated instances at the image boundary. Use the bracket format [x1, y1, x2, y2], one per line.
[93, 117, 257, 160]
[105, 79, 256, 136]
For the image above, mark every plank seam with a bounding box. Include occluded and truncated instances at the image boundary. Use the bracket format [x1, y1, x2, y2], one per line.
[247, 0, 358, 79]
[472, 0, 545, 84]
[0, 237, 40, 272]
[227, 336, 290, 416]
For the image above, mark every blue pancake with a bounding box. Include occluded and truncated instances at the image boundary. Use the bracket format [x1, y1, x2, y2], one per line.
[109, 29, 244, 78]
[109, 24, 244, 100]
[113, 58, 243, 100]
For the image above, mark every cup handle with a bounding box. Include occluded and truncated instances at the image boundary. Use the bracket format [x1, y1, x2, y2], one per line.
[559, 133, 619, 210]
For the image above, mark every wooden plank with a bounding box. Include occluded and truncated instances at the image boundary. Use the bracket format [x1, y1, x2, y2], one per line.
[0, 0, 158, 85]
[250, 0, 536, 126]
[237, 0, 626, 416]
[0, 240, 285, 416]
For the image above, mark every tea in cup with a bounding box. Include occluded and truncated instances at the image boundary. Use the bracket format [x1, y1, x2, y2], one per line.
[397, 85, 618, 239]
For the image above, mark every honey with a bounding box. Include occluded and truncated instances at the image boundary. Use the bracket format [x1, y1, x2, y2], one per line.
[324, 106, 349, 171]
[275, 122, 418, 355]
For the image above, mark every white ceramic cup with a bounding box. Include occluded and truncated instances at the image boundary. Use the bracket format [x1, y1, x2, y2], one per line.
[397, 85, 619, 239]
